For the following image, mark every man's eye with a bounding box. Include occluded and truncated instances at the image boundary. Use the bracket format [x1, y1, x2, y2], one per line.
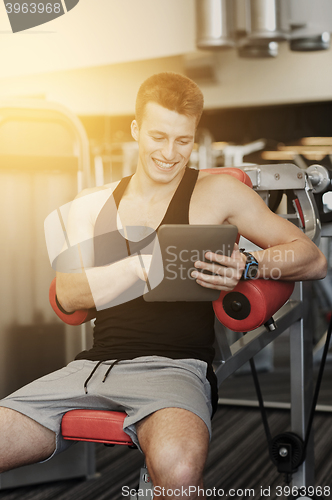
[178, 141, 190, 145]
[152, 137, 164, 141]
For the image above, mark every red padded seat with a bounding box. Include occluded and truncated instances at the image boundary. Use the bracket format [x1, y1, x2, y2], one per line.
[61, 409, 134, 446]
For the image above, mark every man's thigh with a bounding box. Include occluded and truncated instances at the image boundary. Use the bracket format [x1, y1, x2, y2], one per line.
[136, 406, 210, 454]
[0, 359, 125, 459]
[0, 407, 56, 472]
[117, 357, 213, 450]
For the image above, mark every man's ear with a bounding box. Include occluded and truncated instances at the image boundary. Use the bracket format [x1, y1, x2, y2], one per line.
[131, 120, 139, 141]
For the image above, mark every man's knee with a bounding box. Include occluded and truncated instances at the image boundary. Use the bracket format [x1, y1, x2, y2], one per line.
[146, 440, 206, 489]
[137, 408, 209, 496]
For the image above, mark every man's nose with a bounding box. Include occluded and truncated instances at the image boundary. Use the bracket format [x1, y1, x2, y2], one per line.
[161, 141, 176, 160]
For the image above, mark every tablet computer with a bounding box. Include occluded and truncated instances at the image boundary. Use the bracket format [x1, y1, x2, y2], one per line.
[143, 224, 238, 302]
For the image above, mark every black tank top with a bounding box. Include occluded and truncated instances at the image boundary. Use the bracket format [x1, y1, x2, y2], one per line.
[76, 168, 218, 411]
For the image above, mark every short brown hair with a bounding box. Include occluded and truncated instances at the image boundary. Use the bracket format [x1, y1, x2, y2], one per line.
[135, 72, 204, 128]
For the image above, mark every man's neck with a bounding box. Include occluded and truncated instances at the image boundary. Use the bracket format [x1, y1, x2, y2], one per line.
[128, 166, 186, 203]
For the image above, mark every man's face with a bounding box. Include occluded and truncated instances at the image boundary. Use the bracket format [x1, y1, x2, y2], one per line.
[131, 101, 196, 184]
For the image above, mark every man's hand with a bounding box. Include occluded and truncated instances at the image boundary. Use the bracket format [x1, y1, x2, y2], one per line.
[191, 244, 246, 291]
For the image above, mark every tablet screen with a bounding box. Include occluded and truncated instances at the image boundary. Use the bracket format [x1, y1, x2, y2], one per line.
[143, 224, 238, 302]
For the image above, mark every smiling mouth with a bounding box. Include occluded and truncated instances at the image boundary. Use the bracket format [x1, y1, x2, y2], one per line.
[153, 158, 177, 170]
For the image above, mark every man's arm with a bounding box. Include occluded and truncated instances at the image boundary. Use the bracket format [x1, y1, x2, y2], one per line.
[192, 175, 327, 291]
[56, 257, 149, 313]
[53, 187, 150, 313]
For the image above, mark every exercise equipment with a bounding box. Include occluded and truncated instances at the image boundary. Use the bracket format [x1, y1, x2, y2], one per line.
[62, 409, 134, 446]
[214, 279, 294, 332]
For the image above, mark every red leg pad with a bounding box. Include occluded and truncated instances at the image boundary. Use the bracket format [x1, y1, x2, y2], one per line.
[213, 279, 295, 332]
[61, 409, 134, 446]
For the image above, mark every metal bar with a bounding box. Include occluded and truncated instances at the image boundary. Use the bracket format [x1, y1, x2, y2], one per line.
[215, 299, 303, 385]
[214, 318, 232, 364]
[290, 282, 315, 488]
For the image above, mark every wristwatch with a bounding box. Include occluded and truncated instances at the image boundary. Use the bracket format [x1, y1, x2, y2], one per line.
[240, 249, 259, 280]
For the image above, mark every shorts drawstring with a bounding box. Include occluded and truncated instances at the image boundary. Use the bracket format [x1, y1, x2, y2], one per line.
[84, 359, 120, 394]
[102, 359, 121, 383]
[84, 360, 103, 394]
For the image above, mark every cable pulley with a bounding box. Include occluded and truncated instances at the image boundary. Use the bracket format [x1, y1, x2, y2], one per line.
[269, 432, 305, 474]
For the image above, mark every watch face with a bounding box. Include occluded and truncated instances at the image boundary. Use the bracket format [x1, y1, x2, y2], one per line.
[247, 265, 258, 279]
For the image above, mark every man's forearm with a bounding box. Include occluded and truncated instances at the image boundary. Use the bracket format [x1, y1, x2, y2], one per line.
[252, 239, 327, 281]
[56, 255, 145, 312]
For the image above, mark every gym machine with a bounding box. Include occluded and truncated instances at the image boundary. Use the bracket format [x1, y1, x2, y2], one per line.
[214, 161, 332, 494]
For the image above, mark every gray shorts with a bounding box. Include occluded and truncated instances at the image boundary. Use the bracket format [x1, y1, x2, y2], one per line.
[0, 356, 213, 460]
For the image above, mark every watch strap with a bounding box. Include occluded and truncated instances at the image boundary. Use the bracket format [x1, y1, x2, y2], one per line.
[240, 248, 259, 280]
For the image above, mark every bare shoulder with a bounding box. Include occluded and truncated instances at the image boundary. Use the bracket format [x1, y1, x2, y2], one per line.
[196, 170, 254, 202]
[190, 170, 265, 224]
[76, 180, 120, 200]
[75, 181, 120, 210]
[72, 180, 120, 218]
[198, 169, 247, 186]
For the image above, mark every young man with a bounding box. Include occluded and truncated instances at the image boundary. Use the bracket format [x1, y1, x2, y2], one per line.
[0, 73, 327, 499]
